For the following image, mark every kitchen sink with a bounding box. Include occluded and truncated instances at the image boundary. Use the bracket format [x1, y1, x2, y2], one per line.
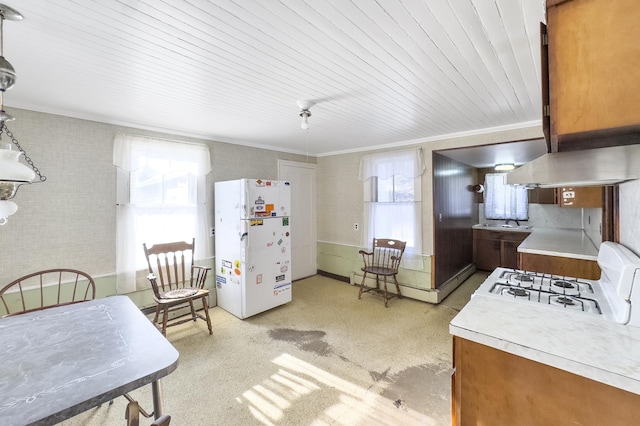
[474, 223, 532, 231]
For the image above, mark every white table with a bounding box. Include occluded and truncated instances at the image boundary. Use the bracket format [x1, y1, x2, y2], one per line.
[0, 296, 179, 425]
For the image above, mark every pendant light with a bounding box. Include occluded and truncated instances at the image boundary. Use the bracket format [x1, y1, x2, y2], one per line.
[0, 4, 45, 225]
[297, 100, 313, 130]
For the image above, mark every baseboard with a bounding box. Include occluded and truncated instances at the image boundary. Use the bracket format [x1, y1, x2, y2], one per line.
[435, 263, 477, 302]
[349, 263, 476, 304]
[317, 270, 350, 283]
[141, 306, 156, 316]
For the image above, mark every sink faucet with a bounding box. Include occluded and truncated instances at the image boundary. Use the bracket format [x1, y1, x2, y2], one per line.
[505, 219, 520, 226]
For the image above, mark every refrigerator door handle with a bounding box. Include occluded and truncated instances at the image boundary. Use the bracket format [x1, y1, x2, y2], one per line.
[240, 219, 248, 241]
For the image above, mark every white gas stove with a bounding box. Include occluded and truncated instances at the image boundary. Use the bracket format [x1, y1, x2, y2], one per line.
[474, 242, 640, 326]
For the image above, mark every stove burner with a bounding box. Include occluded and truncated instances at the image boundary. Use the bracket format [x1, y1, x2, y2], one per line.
[552, 280, 576, 289]
[554, 296, 575, 305]
[508, 287, 529, 297]
[513, 274, 534, 282]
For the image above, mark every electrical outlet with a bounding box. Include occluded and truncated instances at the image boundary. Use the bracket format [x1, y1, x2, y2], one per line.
[354, 223, 359, 231]
[210, 227, 215, 237]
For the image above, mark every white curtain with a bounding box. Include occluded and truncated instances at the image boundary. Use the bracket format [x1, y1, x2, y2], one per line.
[484, 173, 528, 220]
[358, 147, 426, 180]
[359, 148, 425, 270]
[113, 133, 211, 294]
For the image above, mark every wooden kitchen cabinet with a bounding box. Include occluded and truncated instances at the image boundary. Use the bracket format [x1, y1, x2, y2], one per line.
[527, 187, 555, 204]
[473, 229, 530, 271]
[452, 336, 640, 426]
[546, 0, 640, 152]
[519, 252, 600, 280]
[556, 186, 602, 208]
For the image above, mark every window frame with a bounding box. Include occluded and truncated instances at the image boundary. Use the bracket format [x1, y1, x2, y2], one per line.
[114, 134, 211, 294]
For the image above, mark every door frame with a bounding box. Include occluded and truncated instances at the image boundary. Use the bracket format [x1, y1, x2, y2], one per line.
[278, 160, 317, 280]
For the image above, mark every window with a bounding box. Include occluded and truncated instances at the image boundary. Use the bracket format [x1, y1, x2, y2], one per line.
[359, 148, 425, 270]
[484, 173, 528, 220]
[113, 134, 211, 293]
[367, 175, 420, 248]
[373, 175, 414, 203]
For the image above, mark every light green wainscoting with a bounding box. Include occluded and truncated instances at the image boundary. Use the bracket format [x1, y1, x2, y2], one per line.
[317, 241, 453, 304]
[1, 260, 216, 316]
[127, 258, 217, 313]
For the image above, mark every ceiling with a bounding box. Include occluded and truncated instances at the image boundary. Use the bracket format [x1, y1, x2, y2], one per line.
[3, 0, 546, 156]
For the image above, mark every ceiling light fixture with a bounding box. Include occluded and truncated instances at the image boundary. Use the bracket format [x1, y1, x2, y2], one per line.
[0, 4, 45, 225]
[297, 100, 313, 130]
[494, 163, 515, 171]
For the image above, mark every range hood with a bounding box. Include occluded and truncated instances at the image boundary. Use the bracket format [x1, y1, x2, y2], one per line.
[506, 145, 640, 188]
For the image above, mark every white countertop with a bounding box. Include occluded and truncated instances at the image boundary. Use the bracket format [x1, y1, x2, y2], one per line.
[473, 224, 599, 260]
[450, 294, 640, 395]
[472, 223, 532, 233]
[517, 227, 599, 260]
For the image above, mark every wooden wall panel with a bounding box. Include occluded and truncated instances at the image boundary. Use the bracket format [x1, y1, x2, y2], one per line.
[433, 153, 476, 288]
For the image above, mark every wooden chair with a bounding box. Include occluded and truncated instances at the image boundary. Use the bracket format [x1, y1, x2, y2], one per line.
[126, 401, 171, 426]
[0, 268, 96, 317]
[143, 238, 212, 336]
[358, 239, 406, 307]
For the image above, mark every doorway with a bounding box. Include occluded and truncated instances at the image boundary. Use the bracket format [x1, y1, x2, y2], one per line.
[278, 160, 317, 280]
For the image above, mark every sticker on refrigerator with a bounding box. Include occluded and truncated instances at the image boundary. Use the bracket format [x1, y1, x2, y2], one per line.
[282, 217, 289, 226]
[275, 274, 286, 282]
[222, 260, 232, 269]
[274, 283, 291, 295]
[216, 275, 226, 289]
[256, 274, 262, 284]
[250, 219, 263, 226]
[280, 265, 288, 273]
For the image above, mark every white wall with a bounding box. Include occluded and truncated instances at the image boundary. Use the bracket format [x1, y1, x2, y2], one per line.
[4, 106, 638, 290]
[317, 126, 546, 254]
[0, 107, 313, 294]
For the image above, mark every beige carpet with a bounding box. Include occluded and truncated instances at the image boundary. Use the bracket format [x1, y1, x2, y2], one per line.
[61, 273, 487, 426]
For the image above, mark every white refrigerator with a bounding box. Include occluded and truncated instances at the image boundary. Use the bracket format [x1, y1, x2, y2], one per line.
[214, 179, 292, 319]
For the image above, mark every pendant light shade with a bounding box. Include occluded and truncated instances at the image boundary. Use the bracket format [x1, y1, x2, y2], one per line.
[0, 199, 16, 224]
[0, 4, 45, 225]
[0, 145, 36, 198]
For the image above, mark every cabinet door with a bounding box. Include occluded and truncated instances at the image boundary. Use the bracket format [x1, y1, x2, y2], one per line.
[528, 187, 556, 204]
[501, 240, 520, 269]
[547, 0, 640, 151]
[474, 230, 530, 271]
[473, 230, 501, 271]
[474, 237, 501, 272]
[453, 337, 640, 425]
[557, 186, 602, 208]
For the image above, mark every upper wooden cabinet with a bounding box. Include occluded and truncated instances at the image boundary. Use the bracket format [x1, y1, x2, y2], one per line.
[545, 0, 640, 152]
[557, 186, 602, 208]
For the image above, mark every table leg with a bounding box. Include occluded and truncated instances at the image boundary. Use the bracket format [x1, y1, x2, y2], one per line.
[152, 379, 164, 418]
